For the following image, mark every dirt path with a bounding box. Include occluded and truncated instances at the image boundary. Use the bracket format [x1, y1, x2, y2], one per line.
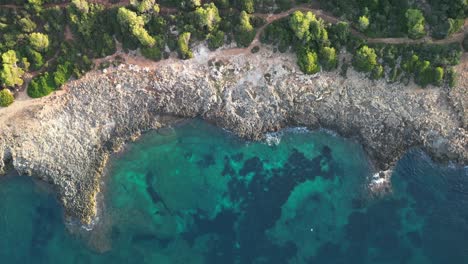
[64, 25, 74, 41]
[1, 1, 466, 105]
[219, 5, 465, 56]
[252, 5, 467, 46]
[1, 1, 465, 45]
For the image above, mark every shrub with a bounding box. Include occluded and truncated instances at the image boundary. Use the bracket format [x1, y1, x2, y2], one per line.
[26, 48, 44, 70]
[19, 17, 37, 33]
[235, 11, 255, 47]
[261, 19, 293, 52]
[207, 30, 225, 50]
[405, 9, 426, 39]
[193, 3, 221, 33]
[446, 68, 457, 88]
[29, 32, 50, 52]
[353, 45, 377, 73]
[433, 66, 444, 86]
[141, 36, 164, 60]
[289, 11, 316, 41]
[319, 46, 338, 71]
[0, 50, 25, 87]
[297, 48, 320, 74]
[53, 62, 73, 87]
[178, 32, 193, 59]
[27, 73, 57, 98]
[371, 64, 384, 79]
[329, 21, 350, 48]
[240, 0, 255, 13]
[358, 16, 369, 32]
[0, 89, 14, 107]
[415, 60, 432, 87]
[117, 7, 155, 47]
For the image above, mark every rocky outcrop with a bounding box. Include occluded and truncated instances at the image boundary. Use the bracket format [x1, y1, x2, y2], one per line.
[0, 46, 466, 224]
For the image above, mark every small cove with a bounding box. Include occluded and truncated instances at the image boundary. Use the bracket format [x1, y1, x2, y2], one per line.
[0, 119, 466, 263]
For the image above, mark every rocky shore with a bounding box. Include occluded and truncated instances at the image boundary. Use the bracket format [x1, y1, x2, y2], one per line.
[0, 46, 467, 224]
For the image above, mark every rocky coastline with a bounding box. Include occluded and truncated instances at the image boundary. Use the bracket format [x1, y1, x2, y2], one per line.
[0, 46, 467, 224]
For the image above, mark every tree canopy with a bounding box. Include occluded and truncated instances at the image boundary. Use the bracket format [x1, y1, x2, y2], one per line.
[0, 89, 14, 107]
[27, 73, 56, 98]
[353, 45, 378, 73]
[133, 0, 156, 13]
[319, 47, 338, 71]
[117, 7, 156, 47]
[235, 11, 255, 47]
[358, 16, 369, 32]
[178, 32, 193, 59]
[19, 17, 37, 33]
[297, 48, 320, 74]
[241, 0, 255, 13]
[405, 9, 426, 39]
[29, 32, 50, 52]
[193, 3, 221, 33]
[289, 11, 316, 41]
[0, 50, 25, 87]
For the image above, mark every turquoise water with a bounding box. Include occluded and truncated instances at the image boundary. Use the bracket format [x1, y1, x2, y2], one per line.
[0, 120, 467, 263]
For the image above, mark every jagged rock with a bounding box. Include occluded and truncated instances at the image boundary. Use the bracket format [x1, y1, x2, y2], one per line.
[0, 47, 466, 225]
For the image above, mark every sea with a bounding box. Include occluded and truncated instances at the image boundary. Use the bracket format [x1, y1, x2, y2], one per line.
[0, 119, 467, 263]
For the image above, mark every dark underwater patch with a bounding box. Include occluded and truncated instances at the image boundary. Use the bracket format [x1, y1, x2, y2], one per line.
[145, 171, 171, 214]
[222, 156, 235, 176]
[1, 121, 467, 263]
[197, 153, 216, 168]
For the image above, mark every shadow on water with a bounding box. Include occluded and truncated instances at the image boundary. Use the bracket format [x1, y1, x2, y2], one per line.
[145, 170, 172, 214]
[0, 121, 466, 264]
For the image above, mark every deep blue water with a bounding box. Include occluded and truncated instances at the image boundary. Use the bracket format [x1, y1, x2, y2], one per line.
[0, 120, 467, 263]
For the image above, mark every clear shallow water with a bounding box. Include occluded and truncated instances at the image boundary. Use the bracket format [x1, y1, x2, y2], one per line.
[0, 120, 467, 263]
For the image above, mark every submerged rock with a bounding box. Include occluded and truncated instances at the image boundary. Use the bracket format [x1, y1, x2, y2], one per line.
[0, 47, 466, 224]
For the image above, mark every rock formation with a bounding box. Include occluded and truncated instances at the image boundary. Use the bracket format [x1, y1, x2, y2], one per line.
[0, 47, 466, 224]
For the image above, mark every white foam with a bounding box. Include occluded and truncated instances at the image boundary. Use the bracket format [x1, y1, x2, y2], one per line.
[318, 128, 338, 137]
[368, 170, 393, 195]
[265, 132, 282, 146]
[263, 127, 310, 146]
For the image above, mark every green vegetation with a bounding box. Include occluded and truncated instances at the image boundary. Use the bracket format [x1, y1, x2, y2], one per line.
[207, 30, 225, 50]
[0, 89, 14, 107]
[1, 50, 25, 87]
[29, 32, 50, 51]
[193, 3, 221, 33]
[319, 0, 466, 38]
[117, 7, 156, 47]
[28, 72, 56, 98]
[446, 68, 457, 88]
[290, 11, 316, 41]
[297, 48, 320, 74]
[353, 46, 378, 73]
[0, 0, 463, 106]
[235, 11, 256, 47]
[262, 9, 461, 87]
[405, 9, 426, 39]
[178, 32, 193, 59]
[427, 0, 466, 39]
[261, 19, 293, 52]
[358, 16, 369, 32]
[319, 46, 338, 71]
[240, 0, 255, 14]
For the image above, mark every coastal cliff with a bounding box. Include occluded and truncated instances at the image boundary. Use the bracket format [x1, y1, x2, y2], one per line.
[0, 47, 466, 224]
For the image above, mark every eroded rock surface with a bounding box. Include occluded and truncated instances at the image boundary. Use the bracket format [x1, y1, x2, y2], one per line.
[0, 47, 466, 224]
